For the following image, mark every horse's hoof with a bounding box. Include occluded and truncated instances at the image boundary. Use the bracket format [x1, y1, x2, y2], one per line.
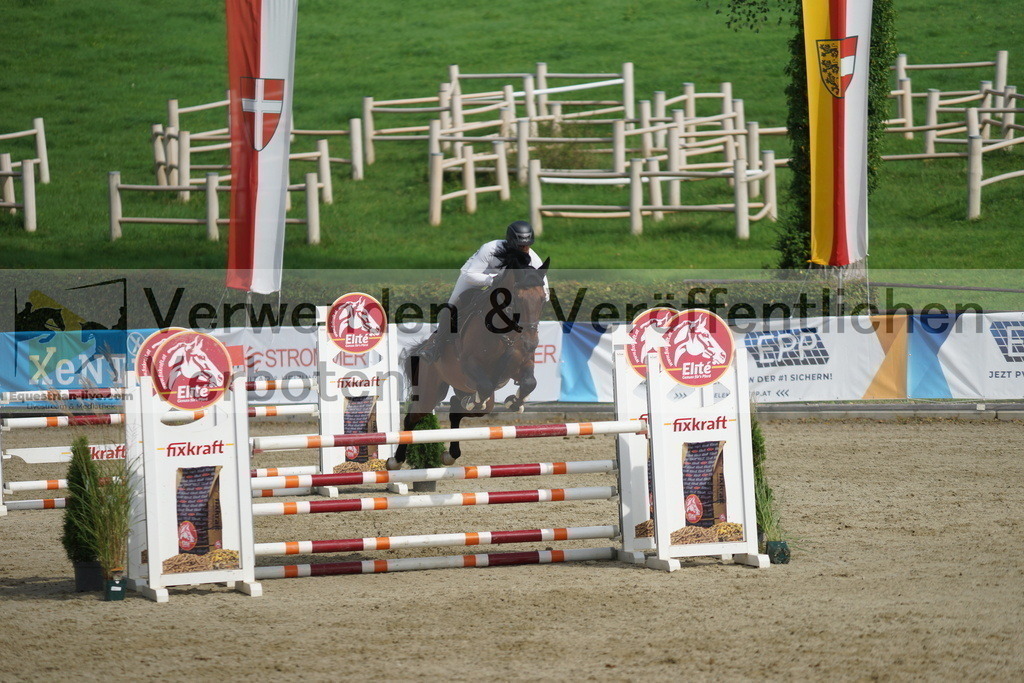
[441, 451, 457, 466]
[386, 457, 402, 471]
[517, 404, 525, 414]
[503, 396, 517, 410]
[463, 400, 476, 411]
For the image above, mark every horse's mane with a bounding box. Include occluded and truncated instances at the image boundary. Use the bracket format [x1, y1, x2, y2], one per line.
[494, 242, 548, 289]
[494, 241, 533, 269]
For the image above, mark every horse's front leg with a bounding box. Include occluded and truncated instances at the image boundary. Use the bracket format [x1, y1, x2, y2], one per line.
[502, 359, 537, 413]
[388, 410, 429, 470]
[444, 398, 493, 466]
[459, 360, 498, 412]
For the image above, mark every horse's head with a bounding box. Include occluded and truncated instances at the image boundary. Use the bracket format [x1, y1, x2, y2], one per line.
[500, 253, 549, 329]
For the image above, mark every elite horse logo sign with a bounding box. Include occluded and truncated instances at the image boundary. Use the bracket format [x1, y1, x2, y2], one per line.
[151, 331, 232, 411]
[658, 310, 735, 387]
[326, 293, 386, 355]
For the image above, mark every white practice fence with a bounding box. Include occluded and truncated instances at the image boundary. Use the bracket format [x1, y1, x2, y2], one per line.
[154, 96, 364, 186]
[362, 62, 635, 167]
[0, 154, 38, 232]
[0, 118, 50, 184]
[528, 153, 776, 238]
[108, 170, 322, 243]
[889, 51, 1009, 139]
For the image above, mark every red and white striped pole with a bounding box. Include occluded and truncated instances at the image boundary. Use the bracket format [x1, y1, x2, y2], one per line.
[255, 525, 618, 556]
[7, 464, 323, 495]
[255, 546, 617, 579]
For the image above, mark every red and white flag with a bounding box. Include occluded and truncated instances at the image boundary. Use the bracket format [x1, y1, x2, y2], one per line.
[226, 0, 298, 294]
[803, 0, 872, 267]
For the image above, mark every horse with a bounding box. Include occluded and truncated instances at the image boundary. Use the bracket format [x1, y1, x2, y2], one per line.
[667, 316, 727, 366]
[165, 337, 225, 388]
[389, 247, 549, 468]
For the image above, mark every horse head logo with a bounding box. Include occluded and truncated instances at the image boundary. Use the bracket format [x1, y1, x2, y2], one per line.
[339, 298, 383, 336]
[636, 312, 673, 360]
[668, 316, 727, 367]
[327, 293, 387, 355]
[165, 337, 225, 388]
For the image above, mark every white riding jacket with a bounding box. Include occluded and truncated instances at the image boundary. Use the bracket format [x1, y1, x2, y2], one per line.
[448, 240, 550, 305]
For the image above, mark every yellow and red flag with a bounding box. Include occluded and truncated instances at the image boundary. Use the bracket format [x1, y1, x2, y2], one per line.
[803, 0, 872, 266]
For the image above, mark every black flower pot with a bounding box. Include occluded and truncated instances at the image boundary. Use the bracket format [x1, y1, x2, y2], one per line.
[73, 561, 105, 592]
[766, 540, 790, 564]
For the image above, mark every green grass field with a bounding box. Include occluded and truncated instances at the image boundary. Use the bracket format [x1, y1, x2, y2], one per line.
[0, 0, 1020, 274]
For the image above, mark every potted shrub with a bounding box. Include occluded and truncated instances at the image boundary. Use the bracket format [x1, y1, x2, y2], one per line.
[61, 437, 105, 591]
[751, 410, 789, 564]
[405, 413, 444, 492]
[61, 436, 133, 598]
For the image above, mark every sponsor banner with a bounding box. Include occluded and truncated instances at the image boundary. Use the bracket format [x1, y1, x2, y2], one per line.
[0, 328, 132, 398]
[5, 315, 1024, 406]
[913, 312, 1024, 400]
[739, 316, 895, 402]
[213, 326, 318, 405]
[559, 323, 615, 402]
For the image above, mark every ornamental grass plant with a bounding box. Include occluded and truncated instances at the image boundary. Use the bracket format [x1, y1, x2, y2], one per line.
[60, 435, 133, 579]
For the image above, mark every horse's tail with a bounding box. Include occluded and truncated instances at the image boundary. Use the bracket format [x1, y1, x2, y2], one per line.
[399, 342, 427, 401]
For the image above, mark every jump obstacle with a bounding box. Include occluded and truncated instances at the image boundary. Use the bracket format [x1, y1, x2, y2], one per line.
[111, 303, 766, 602]
[4, 296, 768, 601]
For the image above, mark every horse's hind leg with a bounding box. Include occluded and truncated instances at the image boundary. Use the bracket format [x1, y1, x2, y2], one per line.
[388, 359, 450, 470]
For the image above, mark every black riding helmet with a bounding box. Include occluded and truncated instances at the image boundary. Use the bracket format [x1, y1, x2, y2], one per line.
[505, 220, 535, 247]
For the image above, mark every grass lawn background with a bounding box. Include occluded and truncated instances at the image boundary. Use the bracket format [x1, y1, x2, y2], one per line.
[0, 0, 1020, 274]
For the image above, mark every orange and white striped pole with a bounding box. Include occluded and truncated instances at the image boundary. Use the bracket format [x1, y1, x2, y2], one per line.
[251, 420, 647, 454]
[252, 486, 616, 516]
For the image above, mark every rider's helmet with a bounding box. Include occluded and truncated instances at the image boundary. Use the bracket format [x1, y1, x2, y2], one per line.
[505, 220, 535, 248]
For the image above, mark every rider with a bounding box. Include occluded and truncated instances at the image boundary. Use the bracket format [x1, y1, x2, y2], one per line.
[419, 220, 549, 362]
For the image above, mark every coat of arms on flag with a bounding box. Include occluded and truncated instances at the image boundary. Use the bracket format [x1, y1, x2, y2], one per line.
[816, 36, 858, 98]
[240, 76, 285, 151]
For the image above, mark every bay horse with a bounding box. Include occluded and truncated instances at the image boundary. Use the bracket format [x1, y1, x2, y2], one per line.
[388, 246, 549, 468]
